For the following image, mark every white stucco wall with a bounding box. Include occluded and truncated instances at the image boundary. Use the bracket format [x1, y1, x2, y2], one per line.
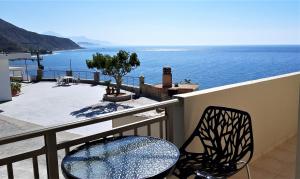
[0, 56, 11, 102]
[175, 72, 300, 162]
[0, 53, 31, 102]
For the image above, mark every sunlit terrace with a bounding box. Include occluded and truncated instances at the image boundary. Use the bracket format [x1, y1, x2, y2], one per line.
[0, 72, 299, 179]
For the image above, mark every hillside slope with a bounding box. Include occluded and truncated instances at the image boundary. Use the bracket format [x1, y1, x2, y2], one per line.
[0, 19, 81, 52]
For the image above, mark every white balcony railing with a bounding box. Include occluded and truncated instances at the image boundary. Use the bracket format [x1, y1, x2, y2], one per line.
[0, 99, 180, 179]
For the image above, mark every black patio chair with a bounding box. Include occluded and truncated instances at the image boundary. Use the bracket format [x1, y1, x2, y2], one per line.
[173, 106, 254, 179]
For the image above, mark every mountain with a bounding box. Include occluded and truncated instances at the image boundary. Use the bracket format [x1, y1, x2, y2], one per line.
[69, 36, 112, 46]
[0, 19, 81, 52]
[43, 32, 113, 47]
[43, 31, 64, 38]
[0, 35, 23, 51]
[77, 41, 100, 47]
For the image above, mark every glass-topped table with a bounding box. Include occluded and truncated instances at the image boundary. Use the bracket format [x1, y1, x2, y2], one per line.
[61, 136, 180, 179]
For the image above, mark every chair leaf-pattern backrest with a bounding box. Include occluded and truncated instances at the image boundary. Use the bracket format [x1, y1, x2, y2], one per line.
[175, 106, 254, 178]
[197, 106, 253, 166]
[179, 106, 254, 170]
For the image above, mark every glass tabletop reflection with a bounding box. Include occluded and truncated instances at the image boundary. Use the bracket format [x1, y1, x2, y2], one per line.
[61, 136, 180, 179]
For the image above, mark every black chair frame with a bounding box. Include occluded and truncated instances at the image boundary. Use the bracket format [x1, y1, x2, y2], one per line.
[174, 106, 254, 179]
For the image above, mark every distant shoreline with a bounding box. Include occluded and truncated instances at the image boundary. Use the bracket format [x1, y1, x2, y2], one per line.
[99, 44, 300, 47]
[52, 47, 84, 53]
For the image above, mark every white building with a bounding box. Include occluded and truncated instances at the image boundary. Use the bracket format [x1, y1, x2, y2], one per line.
[0, 53, 31, 102]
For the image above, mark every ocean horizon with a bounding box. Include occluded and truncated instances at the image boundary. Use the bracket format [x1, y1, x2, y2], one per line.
[10, 45, 300, 90]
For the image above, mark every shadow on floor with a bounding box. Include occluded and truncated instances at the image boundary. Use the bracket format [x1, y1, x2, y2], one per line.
[52, 84, 72, 88]
[70, 102, 133, 118]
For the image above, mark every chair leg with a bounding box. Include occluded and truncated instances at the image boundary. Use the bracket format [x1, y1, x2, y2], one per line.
[195, 171, 226, 179]
[237, 161, 251, 179]
[245, 164, 251, 179]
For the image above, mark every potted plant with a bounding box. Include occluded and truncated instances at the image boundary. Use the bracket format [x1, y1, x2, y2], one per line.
[11, 82, 21, 96]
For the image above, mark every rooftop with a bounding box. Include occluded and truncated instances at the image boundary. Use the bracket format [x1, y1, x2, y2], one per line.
[0, 82, 158, 136]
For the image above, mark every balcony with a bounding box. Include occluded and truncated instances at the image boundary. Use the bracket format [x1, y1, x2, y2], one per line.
[0, 72, 299, 178]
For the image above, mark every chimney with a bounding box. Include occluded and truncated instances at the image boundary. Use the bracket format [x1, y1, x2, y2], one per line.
[162, 67, 172, 88]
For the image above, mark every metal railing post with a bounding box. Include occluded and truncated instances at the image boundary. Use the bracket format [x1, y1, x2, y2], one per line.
[44, 132, 59, 179]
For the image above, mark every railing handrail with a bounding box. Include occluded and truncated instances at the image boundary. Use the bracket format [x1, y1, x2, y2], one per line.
[0, 99, 179, 145]
[43, 69, 140, 76]
[44, 69, 91, 73]
[123, 75, 140, 79]
[42, 69, 139, 81]
[43, 69, 66, 72]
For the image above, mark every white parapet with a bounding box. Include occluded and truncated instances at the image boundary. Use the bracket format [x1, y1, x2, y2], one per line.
[0, 53, 31, 102]
[175, 72, 300, 162]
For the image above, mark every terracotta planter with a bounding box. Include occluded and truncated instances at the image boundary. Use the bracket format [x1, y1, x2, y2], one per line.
[11, 90, 19, 96]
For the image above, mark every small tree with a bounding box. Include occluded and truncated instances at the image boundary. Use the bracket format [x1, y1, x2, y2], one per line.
[86, 50, 140, 95]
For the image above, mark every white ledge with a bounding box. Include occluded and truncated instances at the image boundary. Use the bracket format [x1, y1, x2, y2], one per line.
[175, 71, 300, 98]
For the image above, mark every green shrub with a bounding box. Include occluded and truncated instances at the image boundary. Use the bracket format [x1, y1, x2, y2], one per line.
[11, 82, 21, 95]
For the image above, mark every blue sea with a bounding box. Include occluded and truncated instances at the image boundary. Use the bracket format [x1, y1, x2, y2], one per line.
[10, 45, 300, 90]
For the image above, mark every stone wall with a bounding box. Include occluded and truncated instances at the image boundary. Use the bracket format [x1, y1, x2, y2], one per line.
[120, 84, 140, 95]
[140, 83, 170, 101]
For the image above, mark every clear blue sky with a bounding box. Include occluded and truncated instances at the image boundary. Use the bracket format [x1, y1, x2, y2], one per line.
[1, 0, 299, 45]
